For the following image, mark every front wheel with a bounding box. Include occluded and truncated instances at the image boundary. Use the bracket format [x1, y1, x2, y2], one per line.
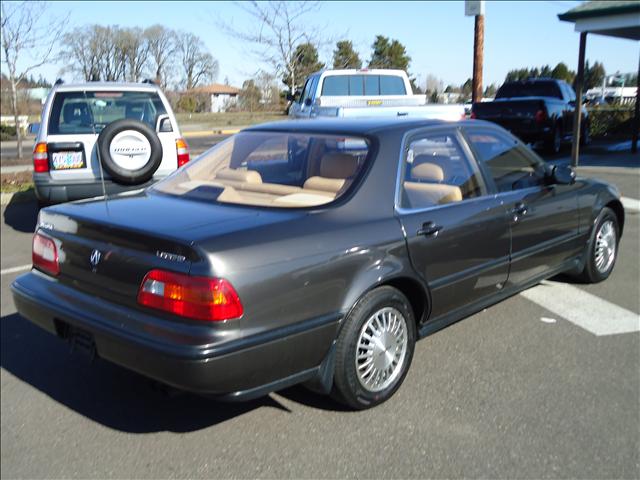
[577, 207, 620, 283]
[331, 286, 416, 410]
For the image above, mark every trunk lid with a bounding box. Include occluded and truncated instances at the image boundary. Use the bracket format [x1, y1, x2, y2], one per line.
[39, 191, 305, 308]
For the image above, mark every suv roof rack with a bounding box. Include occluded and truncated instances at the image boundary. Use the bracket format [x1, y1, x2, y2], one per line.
[142, 79, 156, 85]
[54, 78, 64, 86]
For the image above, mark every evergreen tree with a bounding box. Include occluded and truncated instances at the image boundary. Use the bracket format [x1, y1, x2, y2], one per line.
[368, 35, 411, 71]
[282, 42, 324, 91]
[332, 40, 362, 69]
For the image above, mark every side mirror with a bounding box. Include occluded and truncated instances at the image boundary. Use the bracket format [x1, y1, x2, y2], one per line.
[286, 92, 295, 102]
[28, 122, 40, 135]
[304, 98, 312, 107]
[549, 165, 576, 185]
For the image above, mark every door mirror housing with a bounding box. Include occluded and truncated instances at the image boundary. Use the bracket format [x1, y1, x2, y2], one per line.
[548, 165, 576, 185]
[304, 97, 312, 107]
[28, 122, 40, 135]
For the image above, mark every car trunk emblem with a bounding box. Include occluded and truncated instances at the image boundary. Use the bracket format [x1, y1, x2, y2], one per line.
[90, 249, 102, 271]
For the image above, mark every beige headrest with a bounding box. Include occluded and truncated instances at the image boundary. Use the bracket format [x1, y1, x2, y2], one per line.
[303, 176, 346, 193]
[411, 162, 444, 182]
[320, 153, 359, 179]
[215, 168, 262, 184]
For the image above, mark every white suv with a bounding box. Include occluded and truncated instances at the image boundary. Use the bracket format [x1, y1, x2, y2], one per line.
[32, 81, 189, 204]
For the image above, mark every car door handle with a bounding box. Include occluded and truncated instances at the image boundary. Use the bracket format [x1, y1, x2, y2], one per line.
[417, 222, 443, 237]
[511, 202, 528, 221]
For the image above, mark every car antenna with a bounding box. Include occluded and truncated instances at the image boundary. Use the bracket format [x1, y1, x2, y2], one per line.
[82, 90, 109, 211]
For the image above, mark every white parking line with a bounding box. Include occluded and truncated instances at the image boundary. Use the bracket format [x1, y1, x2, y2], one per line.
[0, 264, 31, 276]
[521, 280, 640, 336]
[621, 197, 640, 213]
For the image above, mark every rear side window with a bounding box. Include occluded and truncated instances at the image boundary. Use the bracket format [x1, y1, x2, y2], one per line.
[399, 132, 486, 210]
[465, 129, 545, 192]
[48, 91, 167, 135]
[321, 75, 407, 96]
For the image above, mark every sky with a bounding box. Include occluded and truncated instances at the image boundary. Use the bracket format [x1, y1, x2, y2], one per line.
[4, 0, 639, 89]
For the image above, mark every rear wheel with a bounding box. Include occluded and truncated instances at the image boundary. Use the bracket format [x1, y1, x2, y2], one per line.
[331, 286, 416, 410]
[577, 207, 619, 283]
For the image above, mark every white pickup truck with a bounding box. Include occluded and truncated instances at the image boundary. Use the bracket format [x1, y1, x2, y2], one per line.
[288, 69, 464, 121]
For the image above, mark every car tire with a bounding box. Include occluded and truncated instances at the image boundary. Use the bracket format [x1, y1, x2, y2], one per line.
[97, 119, 163, 185]
[331, 286, 416, 410]
[577, 207, 619, 283]
[545, 124, 562, 155]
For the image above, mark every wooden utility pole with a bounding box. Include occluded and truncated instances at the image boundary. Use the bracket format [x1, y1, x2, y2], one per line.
[472, 14, 484, 104]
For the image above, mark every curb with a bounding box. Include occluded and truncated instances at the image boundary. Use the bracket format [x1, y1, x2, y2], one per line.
[1, 189, 35, 206]
[183, 128, 241, 138]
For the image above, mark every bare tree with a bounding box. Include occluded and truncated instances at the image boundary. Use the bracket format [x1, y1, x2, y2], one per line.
[144, 25, 176, 88]
[1, 1, 66, 159]
[175, 32, 218, 90]
[220, 1, 325, 95]
[121, 27, 149, 82]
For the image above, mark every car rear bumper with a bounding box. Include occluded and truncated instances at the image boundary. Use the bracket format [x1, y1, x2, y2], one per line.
[33, 175, 166, 204]
[11, 271, 340, 399]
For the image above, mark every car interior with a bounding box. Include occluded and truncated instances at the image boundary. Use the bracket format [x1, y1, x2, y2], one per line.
[158, 133, 369, 208]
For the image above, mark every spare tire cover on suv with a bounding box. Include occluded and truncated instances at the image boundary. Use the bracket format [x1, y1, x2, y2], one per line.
[97, 119, 163, 185]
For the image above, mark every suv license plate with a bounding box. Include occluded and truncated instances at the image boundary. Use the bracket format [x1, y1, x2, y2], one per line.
[52, 151, 85, 170]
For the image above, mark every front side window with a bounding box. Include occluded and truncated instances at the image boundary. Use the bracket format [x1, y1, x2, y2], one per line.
[465, 129, 545, 192]
[399, 131, 486, 210]
[154, 132, 370, 208]
[48, 91, 167, 135]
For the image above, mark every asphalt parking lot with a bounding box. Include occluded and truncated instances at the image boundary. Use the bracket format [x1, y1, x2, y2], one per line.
[1, 159, 638, 478]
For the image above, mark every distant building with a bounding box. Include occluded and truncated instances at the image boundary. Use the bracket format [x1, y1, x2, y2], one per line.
[585, 86, 637, 105]
[189, 83, 241, 112]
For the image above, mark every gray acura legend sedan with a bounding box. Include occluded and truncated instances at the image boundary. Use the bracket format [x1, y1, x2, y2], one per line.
[12, 118, 623, 409]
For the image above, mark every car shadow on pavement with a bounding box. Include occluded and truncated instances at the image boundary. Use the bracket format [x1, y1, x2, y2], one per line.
[0, 312, 298, 433]
[3, 198, 39, 233]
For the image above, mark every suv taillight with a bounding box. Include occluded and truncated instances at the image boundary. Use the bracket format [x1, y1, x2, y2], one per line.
[137, 269, 243, 321]
[535, 109, 547, 124]
[176, 138, 190, 167]
[32, 232, 59, 276]
[33, 143, 49, 172]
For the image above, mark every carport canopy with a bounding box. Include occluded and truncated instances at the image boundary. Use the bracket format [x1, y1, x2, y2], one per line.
[558, 0, 640, 163]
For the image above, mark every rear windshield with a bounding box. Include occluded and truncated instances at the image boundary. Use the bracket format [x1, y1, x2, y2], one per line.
[153, 131, 370, 208]
[48, 91, 167, 135]
[321, 75, 406, 96]
[496, 82, 562, 99]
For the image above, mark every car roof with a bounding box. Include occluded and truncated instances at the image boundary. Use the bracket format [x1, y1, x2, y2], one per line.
[53, 82, 160, 92]
[244, 117, 486, 136]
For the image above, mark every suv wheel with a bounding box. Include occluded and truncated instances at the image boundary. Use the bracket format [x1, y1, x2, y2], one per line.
[97, 119, 163, 185]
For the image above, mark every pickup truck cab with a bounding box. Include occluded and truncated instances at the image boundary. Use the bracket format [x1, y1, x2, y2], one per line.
[471, 78, 589, 154]
[289, 69, 464, 122]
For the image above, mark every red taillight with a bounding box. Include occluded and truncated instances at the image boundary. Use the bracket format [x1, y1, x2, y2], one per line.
[32, 232, 59, 276]
[176, 138, 190, 167]
[137, 269, 243, 321]
[535, 109, 547, 124]
[33, 142, 49, 172]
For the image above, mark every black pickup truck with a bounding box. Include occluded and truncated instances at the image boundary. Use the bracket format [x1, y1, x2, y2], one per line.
[471, 79, 589, 154]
